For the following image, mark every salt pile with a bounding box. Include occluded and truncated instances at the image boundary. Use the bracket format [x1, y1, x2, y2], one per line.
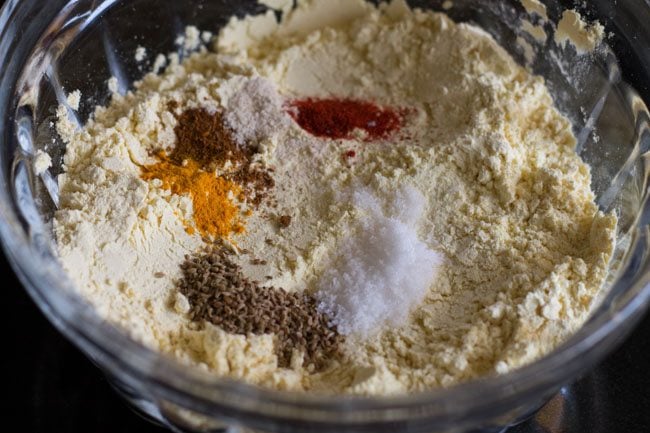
[222, 76, 290, 146]
[317, 186, 444, 337]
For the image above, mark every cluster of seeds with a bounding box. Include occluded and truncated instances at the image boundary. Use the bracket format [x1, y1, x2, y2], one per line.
[178, 246, 343, 370]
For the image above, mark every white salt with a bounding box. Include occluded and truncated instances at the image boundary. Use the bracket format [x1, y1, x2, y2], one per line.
[317, 187, 444, 337]
[222, 77, 291, 146]
[388, 185, 426, 226]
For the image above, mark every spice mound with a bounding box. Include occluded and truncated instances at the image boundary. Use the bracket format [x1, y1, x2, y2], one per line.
[171, 107, 275, 207]
[180, 246, 343, 370]
[140, 106, 276, 238]
[288, 98, 403, 141]
[54, 0, 617, 396]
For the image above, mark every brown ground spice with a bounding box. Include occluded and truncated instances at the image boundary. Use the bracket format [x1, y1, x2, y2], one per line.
[179, 246, 343, 370]
[278, 215, 292, 229]
[169, 106, 275, 207]
[141, 105, 276, 238]
[169, 106, 244, 169]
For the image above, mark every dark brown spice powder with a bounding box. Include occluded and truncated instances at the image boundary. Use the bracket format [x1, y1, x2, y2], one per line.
[167, 105, 275, 207]
[278, 215, 292, 229]
[178, 246, 343, 370]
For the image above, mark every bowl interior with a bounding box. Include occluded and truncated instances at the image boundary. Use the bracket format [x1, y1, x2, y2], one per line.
[18, 0, 649, 309]
[3, 0, 650, 422]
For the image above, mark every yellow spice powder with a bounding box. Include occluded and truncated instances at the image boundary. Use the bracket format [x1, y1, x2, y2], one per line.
[141, 155, 244, 238]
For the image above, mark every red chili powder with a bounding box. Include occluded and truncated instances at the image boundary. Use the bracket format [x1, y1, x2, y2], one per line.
[288, 98, 402, 140]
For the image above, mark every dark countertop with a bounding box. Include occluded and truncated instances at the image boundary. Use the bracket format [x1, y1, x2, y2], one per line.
[4, 246, 650, 433]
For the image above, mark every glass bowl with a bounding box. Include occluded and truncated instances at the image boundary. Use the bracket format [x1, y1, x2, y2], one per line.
[1, 0, 649, 432]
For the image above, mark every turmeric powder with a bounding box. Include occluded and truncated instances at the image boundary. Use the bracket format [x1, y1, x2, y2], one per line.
[141, 155, 244, 238]
[170, 107, 275, 207]
[139, 106, 278, 239]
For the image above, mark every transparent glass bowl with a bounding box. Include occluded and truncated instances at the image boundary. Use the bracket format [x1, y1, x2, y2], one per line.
[1, 0, 649, 432]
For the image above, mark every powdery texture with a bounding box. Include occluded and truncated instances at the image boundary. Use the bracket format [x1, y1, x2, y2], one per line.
[33, 150, 52, 176]
[555, 10, 605, 54]
[520, 0, 548, 20]
[135, 46, 147, 62]
[221, 76, 291, 146]
[67, 90, 81, 111]
[55, 0, 617, 396]
[317, 187, 443, 336]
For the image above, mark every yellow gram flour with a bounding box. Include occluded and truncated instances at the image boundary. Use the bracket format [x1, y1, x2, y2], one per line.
[54, 0, 616, 395]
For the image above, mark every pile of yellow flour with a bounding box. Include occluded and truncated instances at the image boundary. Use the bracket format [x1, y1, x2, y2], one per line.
[54, 0, 616, 395]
